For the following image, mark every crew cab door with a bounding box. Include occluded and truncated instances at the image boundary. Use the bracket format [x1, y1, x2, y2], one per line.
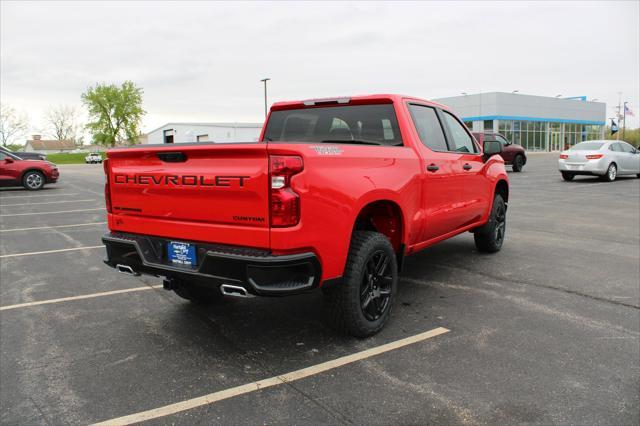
[440, 110, 489, 225]
[406, 103, 464, 242]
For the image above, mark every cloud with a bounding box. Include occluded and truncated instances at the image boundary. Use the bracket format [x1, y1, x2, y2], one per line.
[1, 0, 638, 133]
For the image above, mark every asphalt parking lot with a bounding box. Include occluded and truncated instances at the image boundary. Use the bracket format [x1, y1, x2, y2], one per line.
[1, 154, 639, 425]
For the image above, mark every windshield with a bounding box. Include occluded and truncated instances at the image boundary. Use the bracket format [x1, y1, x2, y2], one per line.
[570, 142, 604, 151]
[263, 104, 403, 146]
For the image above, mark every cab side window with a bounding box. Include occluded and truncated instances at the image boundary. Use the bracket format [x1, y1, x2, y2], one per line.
[0, 153, 6, 160]
[442, 111, 479, 153]
[609, 143, 623, 152]
[407, 104, 448, 152]
[495, 134, 510, 146]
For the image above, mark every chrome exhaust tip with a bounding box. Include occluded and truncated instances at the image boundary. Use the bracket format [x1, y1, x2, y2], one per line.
[116, 264, 140, 276]
[220, 284, 254, 298]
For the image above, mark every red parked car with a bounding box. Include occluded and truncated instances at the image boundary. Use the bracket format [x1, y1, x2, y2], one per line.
[0, 149, 59, 190]
[102, 94, 509, 336]
[473, 132, 527, 172]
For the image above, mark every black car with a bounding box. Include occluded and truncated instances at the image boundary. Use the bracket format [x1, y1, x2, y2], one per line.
[0, 146, 46, 161]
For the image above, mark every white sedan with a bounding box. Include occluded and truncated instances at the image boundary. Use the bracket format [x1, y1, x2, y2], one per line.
[559, 140, 640, 182]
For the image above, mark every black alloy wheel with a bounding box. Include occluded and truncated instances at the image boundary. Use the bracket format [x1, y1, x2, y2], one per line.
[360, 250, 393, 321]
[493, 201, 506, 247]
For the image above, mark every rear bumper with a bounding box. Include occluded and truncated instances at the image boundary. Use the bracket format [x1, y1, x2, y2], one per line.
[558, 159, 607, 175]
[102, 232, 321, 296]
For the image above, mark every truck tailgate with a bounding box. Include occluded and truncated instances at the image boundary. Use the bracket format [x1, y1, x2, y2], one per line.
[106, 143, 270, 247]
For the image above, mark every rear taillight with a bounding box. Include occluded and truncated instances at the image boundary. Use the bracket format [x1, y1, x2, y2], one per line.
[586, 154, 604, 159]
[103, 158, 112, 213]
[269, 155, 303, 227]
[559, 154, 569, 159]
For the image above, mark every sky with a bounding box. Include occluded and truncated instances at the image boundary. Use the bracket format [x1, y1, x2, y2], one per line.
[1, 0, 639, 143]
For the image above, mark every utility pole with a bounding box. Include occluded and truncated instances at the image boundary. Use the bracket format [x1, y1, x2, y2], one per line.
[260, 78, 271, 118]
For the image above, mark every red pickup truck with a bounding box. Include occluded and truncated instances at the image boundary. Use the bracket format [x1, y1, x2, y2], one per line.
[102, 94, 509, 336]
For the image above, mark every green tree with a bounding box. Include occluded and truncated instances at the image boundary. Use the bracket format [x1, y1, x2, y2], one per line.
[81, 81, 145, 147]
[605, 126, 639, 147]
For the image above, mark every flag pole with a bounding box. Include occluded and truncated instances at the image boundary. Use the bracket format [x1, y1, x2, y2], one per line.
[622, 102, 627, 140]
[616, 92, 622, 140]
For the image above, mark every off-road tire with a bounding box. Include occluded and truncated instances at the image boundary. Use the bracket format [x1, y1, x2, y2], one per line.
[474, 194, 506, 253]
[173, 281, 223, 305]
[561, 172, 575, 181]
[512, 155, 524, 172]
[22, 170, 45, 190]
[601, 163, 617, 182]
[323, 231, 398, 337]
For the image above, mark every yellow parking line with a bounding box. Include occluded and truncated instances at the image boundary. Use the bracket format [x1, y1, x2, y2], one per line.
[0, 245, 105, 258]
[0, 199, 97, 207]
[0, 222, 107, 233]
[0, 208, 104, 217]
[92, 327, 450, 425]
[0, 285, 163, 311]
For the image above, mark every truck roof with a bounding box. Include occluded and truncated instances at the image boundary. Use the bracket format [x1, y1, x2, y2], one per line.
[271, 94, 451, 112]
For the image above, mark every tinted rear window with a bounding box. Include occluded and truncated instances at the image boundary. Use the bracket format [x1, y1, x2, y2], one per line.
[263, 104, 403, 146]
[570, 142, 604, 150]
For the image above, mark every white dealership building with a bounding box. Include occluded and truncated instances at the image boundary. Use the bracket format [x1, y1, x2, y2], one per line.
[146, 122, 263, 144]
[433, 92, 606, 151]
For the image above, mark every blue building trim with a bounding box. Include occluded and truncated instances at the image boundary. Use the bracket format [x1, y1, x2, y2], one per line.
[461, 115, 605, 125]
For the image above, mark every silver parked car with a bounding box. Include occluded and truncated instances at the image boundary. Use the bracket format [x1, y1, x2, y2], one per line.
[559, 140, 640, 182]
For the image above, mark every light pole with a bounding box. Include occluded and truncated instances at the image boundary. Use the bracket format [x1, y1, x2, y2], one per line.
[260, 78, 271, 118]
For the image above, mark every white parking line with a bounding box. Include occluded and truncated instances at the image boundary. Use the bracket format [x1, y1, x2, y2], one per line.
[92, 327, 450, 426]
[0, 208, 104, 217]
[0, 193, 78, 200]
[0, 285, 163, 311]
[0, 245, 105, 258]
[0, 222, 107, 233]
[0, 199, 97, 207]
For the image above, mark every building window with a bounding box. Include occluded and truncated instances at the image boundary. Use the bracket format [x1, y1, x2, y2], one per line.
[163, 129, 174, 144]
[483, 120, 493, 131]
[464, 121, 472, 129]
[196, 134, 209, 142]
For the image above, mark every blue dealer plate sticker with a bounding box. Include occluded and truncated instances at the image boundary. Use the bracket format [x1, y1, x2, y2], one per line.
[168, 241, 196, 266]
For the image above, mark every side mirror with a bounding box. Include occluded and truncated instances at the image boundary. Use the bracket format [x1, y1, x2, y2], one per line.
[483, 140, 502, 160]
[4, 157, 14, 163]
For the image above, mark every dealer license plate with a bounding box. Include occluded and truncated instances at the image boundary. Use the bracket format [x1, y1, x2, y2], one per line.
[168, 241, 196, 266]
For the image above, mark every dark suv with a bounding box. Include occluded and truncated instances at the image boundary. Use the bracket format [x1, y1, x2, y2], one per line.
[0, 146, 46, 161]
[473, 132, 527, 172]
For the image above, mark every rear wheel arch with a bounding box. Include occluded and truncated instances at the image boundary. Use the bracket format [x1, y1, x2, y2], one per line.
[352, 199, 405, 255]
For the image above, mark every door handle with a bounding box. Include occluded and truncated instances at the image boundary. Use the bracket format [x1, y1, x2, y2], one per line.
[463, 163, 472, 171]
[426, 164, 439, 172]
